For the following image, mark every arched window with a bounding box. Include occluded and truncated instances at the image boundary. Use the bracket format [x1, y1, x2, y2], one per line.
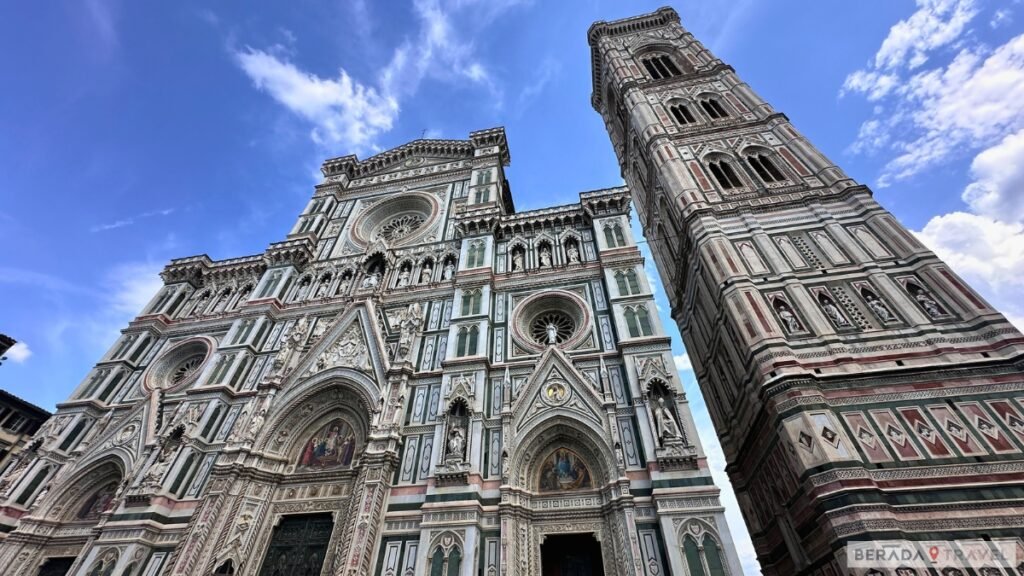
[465, 241, 487, 268]
[636, 306, 654, 336]
[461, 290, 482, 316]
[707, 159, 743, 190]
[703, 533, 727, 576]
[641, 53, 683, 80]
[15, 466, 50, 506]
[747, 153, 786, 183]
[455, 326, 479, 357]
[169, 451, 196, 496]
[214, 560, 235, 575]
[604, 223, 626, 248]
[615, 270, 641, 296]
[699, 97, 730, 119]
[683, 535, 704, 576]
[669, 103, 696, 125]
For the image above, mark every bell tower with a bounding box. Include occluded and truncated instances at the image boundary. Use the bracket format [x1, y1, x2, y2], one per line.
[591, 7, 1024, 575]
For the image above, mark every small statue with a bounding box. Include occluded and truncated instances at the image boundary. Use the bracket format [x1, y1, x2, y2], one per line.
[866, 295, 894, 322]
[271, 316, 309, 377]
[314, 279, 330, 299]
[567, 244, 580, 264]
[654, 397, 682, 442]
[546, 323, 559, 345]
[396, 269, 410, 287]
[443, 262, 455, 280]
[420, 265, 433, 284]
[447, 425, 466, 459]
[913, 289, 943, 318]
[337, 277, 351, 295]
[512, 251, 524, 272]
[247, 408, 266, 440]
[821, 299, 850, 327]
[539, 247, 552, 268]
[777, 305, 802, 333]
[361, 270, 381, 290]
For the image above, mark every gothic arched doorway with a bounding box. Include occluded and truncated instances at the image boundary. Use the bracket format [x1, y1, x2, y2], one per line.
[541, 532, 604, 576]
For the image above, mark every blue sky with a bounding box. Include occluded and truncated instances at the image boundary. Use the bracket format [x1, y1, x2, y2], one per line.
[2, 1, 1023, 573]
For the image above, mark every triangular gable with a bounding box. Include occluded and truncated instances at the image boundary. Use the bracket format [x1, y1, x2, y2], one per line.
[511, 347, 607, 437]
[285, 303, 389, 388]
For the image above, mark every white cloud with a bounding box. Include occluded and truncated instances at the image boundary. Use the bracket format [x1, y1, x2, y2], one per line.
[991, 9, 1012, 29]
[961, 128, 1024, 221]
[674, 352, 693, 372]
[104, 261, 165, 318]
[235, 0, 512, 152]
[5, 342, 32, 363]
[91, 208, 175, 233]
[235, 49, 399, 150]
[872, 0, 978, 71]
[845, 33, 1024, 186]
[915, 211, 1024, 291]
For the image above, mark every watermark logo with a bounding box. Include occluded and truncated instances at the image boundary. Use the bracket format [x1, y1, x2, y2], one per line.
[847, 540, 1021, 572]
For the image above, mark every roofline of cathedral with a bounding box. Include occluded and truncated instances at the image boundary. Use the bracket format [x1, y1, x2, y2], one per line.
[319, 127, 511, 180]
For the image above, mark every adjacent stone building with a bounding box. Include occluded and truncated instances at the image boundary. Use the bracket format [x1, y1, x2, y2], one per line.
[0, 126, 742, 575]
[590, 7, 1024, 576]
[0, 390, 50, 479]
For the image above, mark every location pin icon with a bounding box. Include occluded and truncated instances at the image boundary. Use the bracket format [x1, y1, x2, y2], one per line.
[929, 546, 940, 562]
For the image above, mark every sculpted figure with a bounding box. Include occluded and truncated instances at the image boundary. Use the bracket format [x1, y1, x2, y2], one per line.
[512, 251, 524, 272]
[539, 247, 552, 268]
[546, 323, 559, 345]
[566, 243, 580, 264]
[397, 268, 410, 287]
[654, 397, 682, 442]
[247, 408, 266, 440]
[821, 299, 850, 327]
[866, 294, 894, 322]
[913, 289, 944, 318]
[777, 305, 802, 333]
[271, 316, 309, 377]
[447, 426, 466, 459]
[420, 265, 433, 284]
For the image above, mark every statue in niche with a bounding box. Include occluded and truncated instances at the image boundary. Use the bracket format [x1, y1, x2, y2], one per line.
[396, 303, 424, 360]
[143, 443, 175, 487]
[337, 275, 352, 295]
[227, 409, 248, 443]
[314, 277, 331, 299]
[911, 286, 944, 318]
[511, 249, 524, 271]
[420, 264, 433, 284]
[80, 410, 114, 449]
[775, 301, 803, 333]
[391, 393, 405, 425]
[864, 292, 894, 322]
[446, 425, 466, 460]
[566, 243, 580, 264]
[213, 290, 231, 313]
[361, 268, 382, 290]
[246, 408, 266, 441]
[190, 291, 210, 317]
[396, 268, 410, 287]
[270, 316, 310, 378]
[294, 278, 312, 301]
[237, 284, 252, 306]
[653, 397, 683, 443]
[819, 296, 851, 327]
[539, 246, 552, 268]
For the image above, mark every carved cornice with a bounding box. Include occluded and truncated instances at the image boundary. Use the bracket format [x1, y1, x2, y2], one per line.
[264, 238, 314, 269]
[160, 254, 266, 287]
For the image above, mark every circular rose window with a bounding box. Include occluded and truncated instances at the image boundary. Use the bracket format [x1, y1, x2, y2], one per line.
[378, 214, 425, 242]
[143, 337, 213, 392]
[351, 193, 438, 247]
[530, 311, 576, 345]
[511, 290, 592, 353]
[171, 355, 204, 384]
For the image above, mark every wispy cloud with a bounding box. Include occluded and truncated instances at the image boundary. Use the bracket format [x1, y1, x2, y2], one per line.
[673, 352, 693, 372]
[90, 208, 175, 233]
[515, 57, 560, 115]
[5, 342, 32, 364]
[233, 0, 521, 153]
[842, 2, 1024, 335]
[83, 0, 120, 55]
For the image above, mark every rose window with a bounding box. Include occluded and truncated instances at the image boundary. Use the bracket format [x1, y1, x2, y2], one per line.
[171, 355, 204, 383]
[530, 311, 576, 345]
[377, 214, 425, 242]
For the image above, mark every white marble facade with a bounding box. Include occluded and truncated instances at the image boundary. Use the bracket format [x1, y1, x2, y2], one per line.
[0, 126, 740, 576]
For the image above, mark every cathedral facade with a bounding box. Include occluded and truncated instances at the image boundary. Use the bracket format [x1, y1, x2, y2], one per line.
[590, 7, 1024, 576]
[0, 125, 742, 575]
